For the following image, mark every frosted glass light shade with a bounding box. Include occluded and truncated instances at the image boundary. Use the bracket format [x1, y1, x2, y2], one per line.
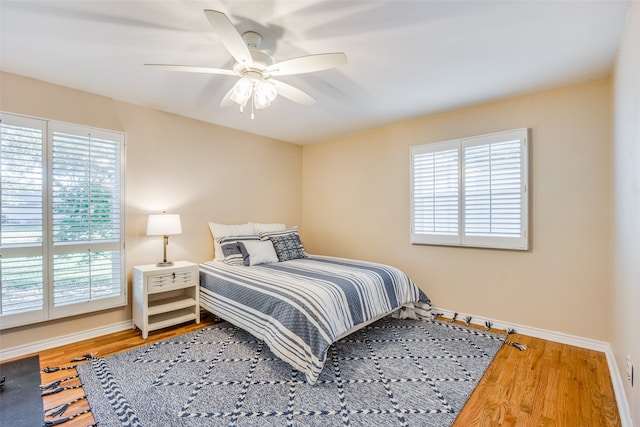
[254, 79, 277, 109]
[146, 214, 182, 236]
[230, 76, 253, 107]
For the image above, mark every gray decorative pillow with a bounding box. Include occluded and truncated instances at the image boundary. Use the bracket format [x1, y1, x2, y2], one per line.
[217, 235, 260, 266]
[237, 240, 279, 266]
[259, 227, 307, 262]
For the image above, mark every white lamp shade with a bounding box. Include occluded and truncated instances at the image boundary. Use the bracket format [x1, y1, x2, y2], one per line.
[146, 214, 182, 236]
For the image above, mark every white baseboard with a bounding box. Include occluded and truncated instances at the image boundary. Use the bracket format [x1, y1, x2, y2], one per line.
[605, 344, 635, 427]
[433, 306, 633, 427]
[432, 306, 610, 350]
[0, 320, 133, 362]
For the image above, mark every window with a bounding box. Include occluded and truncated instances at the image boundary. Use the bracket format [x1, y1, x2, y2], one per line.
[1, 112, 126, 329]
[411, 128, 529, 250]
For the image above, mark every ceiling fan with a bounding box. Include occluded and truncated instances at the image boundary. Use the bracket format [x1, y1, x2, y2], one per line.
[145, 10, 347, 118]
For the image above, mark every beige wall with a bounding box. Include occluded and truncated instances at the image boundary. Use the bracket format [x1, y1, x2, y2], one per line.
[0, 72, 302, 351]
[302, 79, 613, 341]
[0, 69, 622, 365]
[613, 2, 640, 424]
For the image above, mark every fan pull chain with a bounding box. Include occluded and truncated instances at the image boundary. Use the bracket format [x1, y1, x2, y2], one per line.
[251, 96, 255, 120]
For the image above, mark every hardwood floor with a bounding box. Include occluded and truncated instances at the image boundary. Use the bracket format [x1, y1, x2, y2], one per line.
[28, 313, 620, 426]
[456, 331, 621, 426]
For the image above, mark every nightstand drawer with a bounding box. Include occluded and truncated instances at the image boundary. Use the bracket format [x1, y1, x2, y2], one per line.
[147, 270, 196, 292]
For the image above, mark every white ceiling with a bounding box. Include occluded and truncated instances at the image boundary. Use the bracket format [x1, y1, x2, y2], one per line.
[0, 0, 630, 144]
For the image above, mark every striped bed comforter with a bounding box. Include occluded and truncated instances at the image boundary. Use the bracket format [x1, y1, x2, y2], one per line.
[199, 255, 432, 384]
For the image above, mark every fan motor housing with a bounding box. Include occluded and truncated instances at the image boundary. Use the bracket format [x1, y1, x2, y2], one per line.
[242, 31, 263, 48]
[233, 50, 272, 75]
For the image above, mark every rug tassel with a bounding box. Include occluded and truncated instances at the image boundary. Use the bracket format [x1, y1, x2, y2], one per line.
[42, 365, 79, 374]
[70, 353, 96, 363]
[465, 316, 472, 326]
[449, 312, 458, 323]
[41, 384, 83, 397]
[41, 379, 62, 390]
[507, 328, 517, 335]
[45, 395, 87, 417]
[504, 339, 528, 351]
[45, 403, 71, 418]
[43, 408, 92, 426]
[41, 375, 79, 390]
[484, 320, 494, 330]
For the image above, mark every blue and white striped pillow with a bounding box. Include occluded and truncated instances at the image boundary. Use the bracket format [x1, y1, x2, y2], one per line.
[217, 235, 260, 266]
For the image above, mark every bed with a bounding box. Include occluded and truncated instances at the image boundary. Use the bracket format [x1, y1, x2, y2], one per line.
[199, 253, 432, 385]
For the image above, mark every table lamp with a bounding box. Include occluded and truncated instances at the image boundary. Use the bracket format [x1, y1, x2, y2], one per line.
[146, 212, 182, 266]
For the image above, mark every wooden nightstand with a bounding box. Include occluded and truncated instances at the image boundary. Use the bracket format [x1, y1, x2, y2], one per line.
[132, 260, 200, 339]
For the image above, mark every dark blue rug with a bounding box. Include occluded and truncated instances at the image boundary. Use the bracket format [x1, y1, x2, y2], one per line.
[76, 318, 505, 426]
[0, 355, 43, 427]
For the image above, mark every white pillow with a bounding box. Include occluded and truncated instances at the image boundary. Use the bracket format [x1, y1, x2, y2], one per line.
[208, 222, 255, 261]
[250, 222, 286, 234]
[239, 240, 279, 266]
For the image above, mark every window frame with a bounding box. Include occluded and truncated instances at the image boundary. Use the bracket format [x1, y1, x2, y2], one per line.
[1, 112, 127, 329]
[410, 128, 529, 251]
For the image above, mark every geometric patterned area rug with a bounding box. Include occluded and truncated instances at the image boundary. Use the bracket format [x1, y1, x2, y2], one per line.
[76, 318, 505, 427]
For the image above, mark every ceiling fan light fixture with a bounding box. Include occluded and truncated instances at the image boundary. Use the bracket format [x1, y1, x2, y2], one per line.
[146, 10, 347, 120]
[253, 79, 277, 109]
[230, 75, 253, 106]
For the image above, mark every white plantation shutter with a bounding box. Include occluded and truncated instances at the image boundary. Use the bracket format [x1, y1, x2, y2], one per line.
[50, 123, 124, 317]
[0, 113, 126, 328]
[0, 115, 46, 324]
[411, 129, 528, 250]
[462, 131, 527, 248]
[411, 141, 460, 245]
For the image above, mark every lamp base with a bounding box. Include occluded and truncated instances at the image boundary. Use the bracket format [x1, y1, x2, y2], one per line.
[156, 260, 174, 267]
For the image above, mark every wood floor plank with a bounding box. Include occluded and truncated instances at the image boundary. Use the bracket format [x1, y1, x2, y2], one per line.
[25, 314, 622, 426]
[454, 331, 620, 426]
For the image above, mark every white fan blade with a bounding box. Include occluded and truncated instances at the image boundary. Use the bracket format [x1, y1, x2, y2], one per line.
[271, 80, 316, 105]
[204, 10, 252, 70]
[144, 64, 237, 75]
[265, 53, 347, 76]
[220, 85, 236, 107]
